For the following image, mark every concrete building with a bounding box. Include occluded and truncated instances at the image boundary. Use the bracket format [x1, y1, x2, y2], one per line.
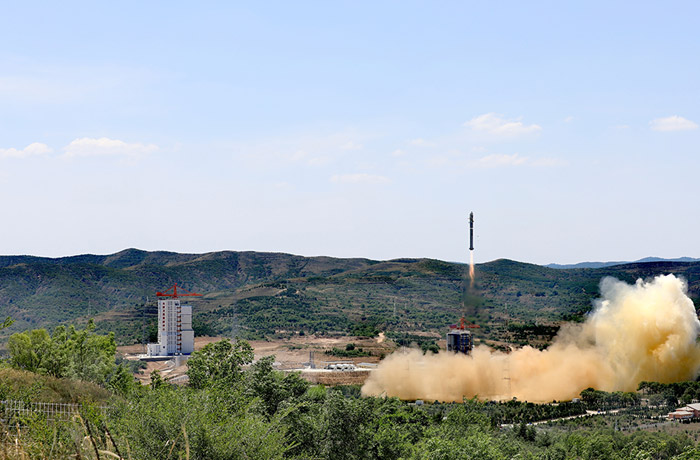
[147, 297, 195, 357]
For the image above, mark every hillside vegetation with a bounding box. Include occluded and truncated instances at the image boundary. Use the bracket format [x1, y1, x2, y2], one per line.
[0, 367, 111, 404]
[1, 249, 699, 345]
[3, 336, 700, 459]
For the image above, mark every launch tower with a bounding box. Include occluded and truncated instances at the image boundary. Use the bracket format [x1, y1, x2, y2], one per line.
[446, 211, 479, 355]
[147, 284, 200, 357]
[446, 317, 474, 355]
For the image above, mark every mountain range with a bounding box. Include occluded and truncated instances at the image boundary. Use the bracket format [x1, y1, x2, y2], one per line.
[0, 249, 698, 346]
[546, 257, 700, 269]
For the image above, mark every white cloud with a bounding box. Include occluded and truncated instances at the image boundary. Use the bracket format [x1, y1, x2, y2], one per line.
[530, 157, 567, 167]
[0, 142, 52, 158]
[453, 153, 565, 169]
[564, 116, 574, 123]
[240, 132, 369, 168]
[391, 149, 405, 157]
[409, 138, 433, 146]
[649, 115, 698, 132]
[464, 113, 542, 137]
[289, 149, 307, 162]
[290, 149, 332, 166]
[474, 153, 528, 168]
[330, 173, 390, 184]
[62, 137, 158, 158]
[340, 141, 363, 150]
[427, 155, 449, 167]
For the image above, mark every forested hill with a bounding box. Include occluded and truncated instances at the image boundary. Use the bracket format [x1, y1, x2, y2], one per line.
[1, 248, 699, 345]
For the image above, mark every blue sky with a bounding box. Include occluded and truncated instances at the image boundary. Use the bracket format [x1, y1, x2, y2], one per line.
[1, 1, 698, 265]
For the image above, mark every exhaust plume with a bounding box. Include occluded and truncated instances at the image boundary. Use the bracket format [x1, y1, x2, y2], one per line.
[362, 275, 700, 402]
[469, 250, 475, 288]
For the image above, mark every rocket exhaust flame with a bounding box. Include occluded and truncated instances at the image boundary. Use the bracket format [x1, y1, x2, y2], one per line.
[362, 274, 700, 402]
[469, 250, 475, 289]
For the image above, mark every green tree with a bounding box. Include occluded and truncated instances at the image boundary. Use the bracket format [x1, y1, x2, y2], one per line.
[112, 386, 291, 460]
[0, 316, 14, 331]
[150, 369, 168, 390]
[67, 321, 116, 382]
[245, 355, 308, 418]
[673, 446, 700, 460]
[42, 325, 70, 377]
[7, 321, 116, 384]
[316, 391, 373, 460]
[108, 364, 140, 397]
[680, 387, 695, 405]
[413, 402, 506, 460]
[580, 387, 606, 409]
[187, 339, 254, 389]
[8, 328, 51, 373]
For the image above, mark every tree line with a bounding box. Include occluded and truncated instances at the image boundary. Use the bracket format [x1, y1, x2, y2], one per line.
[4, 323, 700, 459]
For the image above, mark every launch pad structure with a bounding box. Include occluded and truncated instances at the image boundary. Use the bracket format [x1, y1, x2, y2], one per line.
[146, 284, 201, 358]
[446, 211, 478, 355]
[446, 317, 475, 354]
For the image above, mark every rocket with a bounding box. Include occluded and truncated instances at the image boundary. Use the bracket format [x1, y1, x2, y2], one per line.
[469, 212, 474, 251]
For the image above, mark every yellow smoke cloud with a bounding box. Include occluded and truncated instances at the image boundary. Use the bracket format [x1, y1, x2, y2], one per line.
[362, 275, 700, 402]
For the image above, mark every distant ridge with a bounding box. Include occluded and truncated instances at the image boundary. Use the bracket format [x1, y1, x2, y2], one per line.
[1, 248, 700, 345]
[546, 257, 700, 269]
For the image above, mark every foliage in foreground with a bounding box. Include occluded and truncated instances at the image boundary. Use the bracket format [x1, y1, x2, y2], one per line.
[7, 320, 116, 383]
[3, 338, 700, 459]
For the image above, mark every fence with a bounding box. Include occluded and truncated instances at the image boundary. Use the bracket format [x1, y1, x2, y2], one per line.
[0, 400, 107, 426]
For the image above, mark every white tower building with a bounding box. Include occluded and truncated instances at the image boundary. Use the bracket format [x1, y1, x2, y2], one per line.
[147, 284, 199, 357]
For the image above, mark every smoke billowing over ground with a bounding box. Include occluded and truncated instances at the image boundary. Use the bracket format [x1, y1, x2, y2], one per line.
[362, 275, 700, 402]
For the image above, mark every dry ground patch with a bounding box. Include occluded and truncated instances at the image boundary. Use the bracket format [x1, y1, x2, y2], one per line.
[119, 334, 397, 386]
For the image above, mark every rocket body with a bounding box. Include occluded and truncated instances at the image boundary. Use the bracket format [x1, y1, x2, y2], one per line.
[469, 212, 474, 251]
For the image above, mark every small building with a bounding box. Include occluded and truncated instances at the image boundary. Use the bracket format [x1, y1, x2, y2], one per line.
[325, 363, 357, 371]
[684, 403, 700, 416]
[668, 409, 693, 421]
[667, 403, 700, 421]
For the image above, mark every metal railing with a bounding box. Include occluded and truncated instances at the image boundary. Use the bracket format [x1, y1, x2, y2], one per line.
[0, 400, 107, 425]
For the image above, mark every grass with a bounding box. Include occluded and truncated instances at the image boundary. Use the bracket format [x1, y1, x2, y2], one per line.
[0, 368, 111, 404]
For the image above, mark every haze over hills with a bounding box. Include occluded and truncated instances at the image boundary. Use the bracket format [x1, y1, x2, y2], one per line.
[1, 248, 699, 346]
[546, 257, 700, 269]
